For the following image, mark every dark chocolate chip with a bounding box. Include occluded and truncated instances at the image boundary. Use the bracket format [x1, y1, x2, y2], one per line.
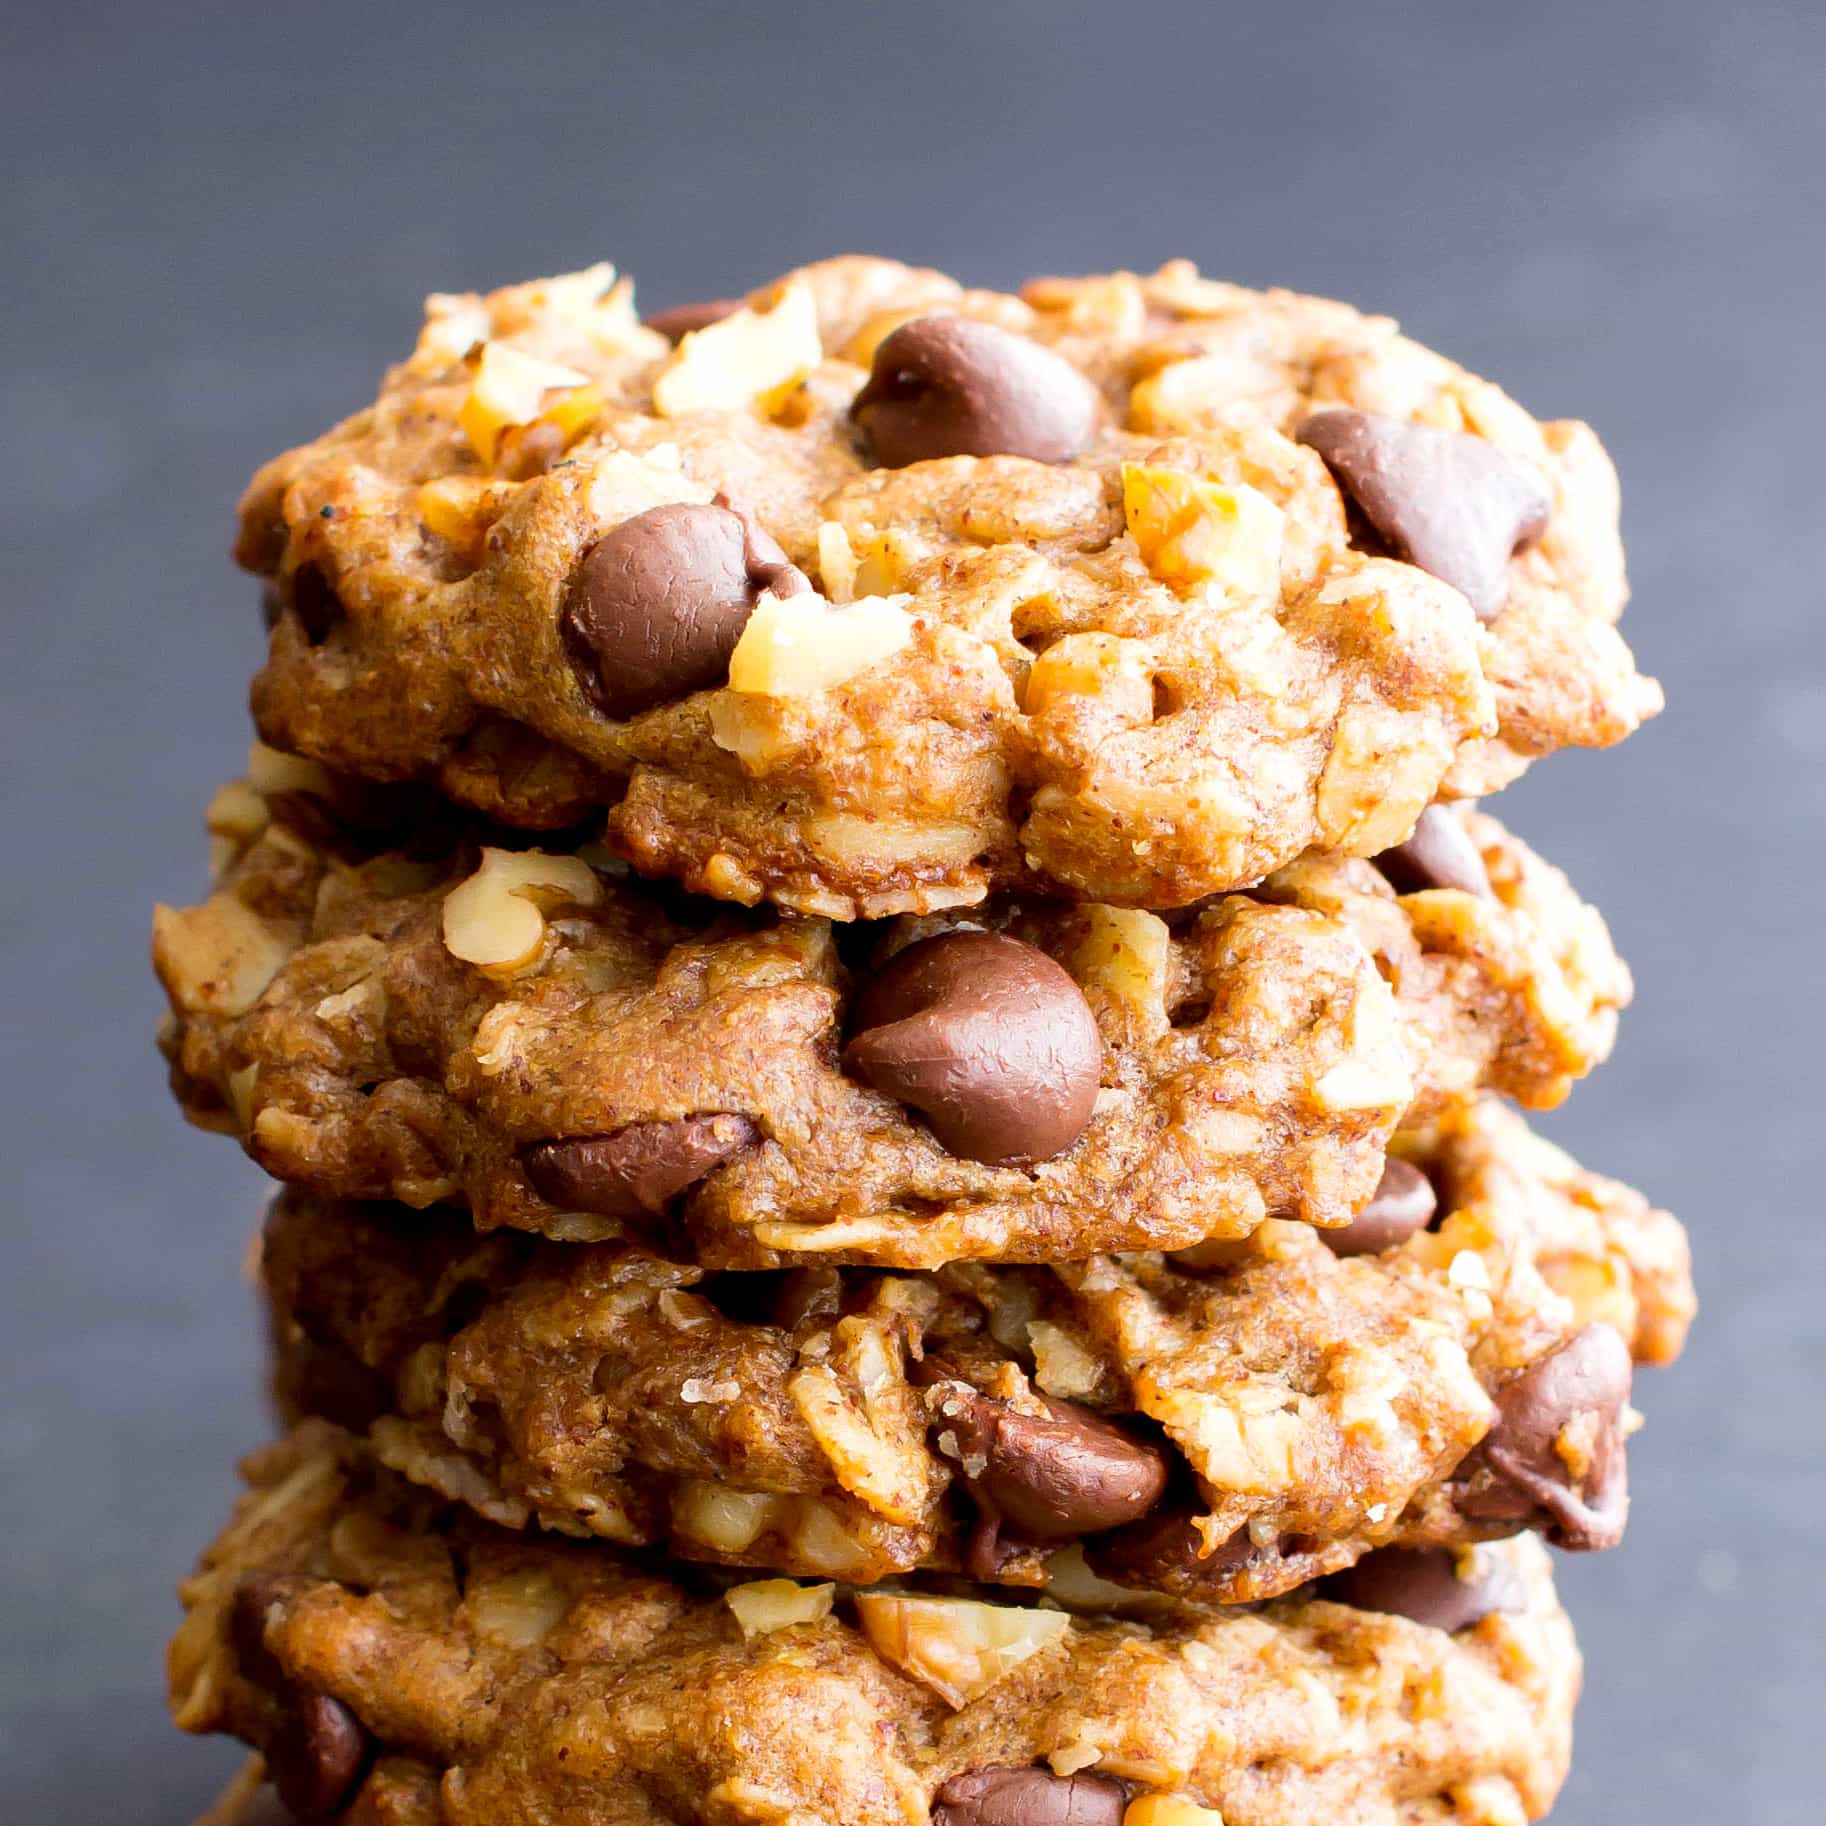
[1325, 1545, 1526, 1633]
[267, 1691, 369, 1820]
[524, 1114, 761, 1219]
[1322, 1158, 1438, 1257]
[843, 930, 1102, 1167]
[560, 502, 809, 720]
[1085, 1507, 1257, 1588]
[1454, 1323, 1633, 1551]
[932, 1384, 1170, 1557]
[851, 316, 1100, 467]
[931, 1765, 1128, 1826]
[1374, 805, 1494, 898]
[643, 297, 745, 343]
[1297, 408, 1552, 620]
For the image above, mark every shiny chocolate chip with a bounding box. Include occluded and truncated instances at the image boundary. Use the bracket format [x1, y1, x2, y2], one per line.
[933, 1383, 1169, 1548]
[852, 316, 1100, 467]
[931, 1764, 1128, 1826]
[1322, 1158, 1438, 1257]
[524, 1114, 761, 1219]
[1297, 407, 1552, 621]
[1374, 804, 1494, 898]
[843, 930, 1102, 1167]
[1325, 1545, 1526, 1632]
[267, 1691, 369, 1820]
[561, 502, 809, 719]
[1454, 1323, 1633, 1551]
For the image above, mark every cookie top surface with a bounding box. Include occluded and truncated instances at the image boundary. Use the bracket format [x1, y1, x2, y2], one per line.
[173, 1424, 1580, 1826]
[238, 255, 1660, 918]
[264, 1099, 1690, 1600]
[156, 767, 1629, 1266]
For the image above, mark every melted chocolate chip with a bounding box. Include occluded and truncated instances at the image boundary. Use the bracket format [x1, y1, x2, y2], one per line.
[1298, 408, 1552, 621]
[524, 1115, 761, 1219]
[1322, 1158, 1438, 1257]
[561, 502, 808, 720]
[843, 930, 1103, 1167]
[1325, 1545, 1526, 1632]
[852, 317, 1100, 467]
[931, 1765, 1128, 1826]
[1454, 1323, 1633, 1551]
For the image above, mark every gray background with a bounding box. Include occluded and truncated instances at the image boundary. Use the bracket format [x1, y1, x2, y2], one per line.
[2, 1, 1819, 1819]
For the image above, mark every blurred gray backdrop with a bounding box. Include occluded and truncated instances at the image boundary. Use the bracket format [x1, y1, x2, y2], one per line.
[2, 1, 1820, 1820]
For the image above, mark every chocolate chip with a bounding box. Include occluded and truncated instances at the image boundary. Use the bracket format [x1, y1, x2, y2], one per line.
[1297, 408, 1552, 621]
[851, 317, 1100, 467]
[229, 1580, 368, 1819]
[1322, 1158, 1438, 1257]
[560, 502, 810, 720]
[931, 1765, 1128, 1826]
[1086, 1507, 1257, 1588]
[843, 930, 1102, 1167]
[267, 1691, 369, 1820]
[524, 1114, 761, 1218]
[1325, 1545, 1526, 1633]
[1454, 1323, 1633, 1551]
[1374, 805, 1493, 898]
[933, 1384, 1169, 1566]
[643, 297, 745, 342]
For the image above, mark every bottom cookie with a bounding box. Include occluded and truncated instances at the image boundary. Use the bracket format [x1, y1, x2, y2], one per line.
[173, 1424, 1579, 1826]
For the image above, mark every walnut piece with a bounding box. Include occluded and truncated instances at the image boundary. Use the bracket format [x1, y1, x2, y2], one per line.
[440, 847, 602, 979]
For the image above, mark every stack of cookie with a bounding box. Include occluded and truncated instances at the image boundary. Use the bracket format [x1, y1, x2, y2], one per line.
[154, 257, 1693, 1826]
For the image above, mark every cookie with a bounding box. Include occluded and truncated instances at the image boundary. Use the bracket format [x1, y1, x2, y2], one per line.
[261, 1099, 1690, 1596]
[155, 768, 1628, 1265]
[172, 1424, 1580, 1826]
[237, 254, 1659, 917]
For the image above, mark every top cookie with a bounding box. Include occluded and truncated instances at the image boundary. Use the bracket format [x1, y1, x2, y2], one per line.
[240, 256, 1659, 917]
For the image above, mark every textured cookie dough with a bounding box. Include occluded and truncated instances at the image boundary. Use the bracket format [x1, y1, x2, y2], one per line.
[263, 1100, 1691, 1597]
[172, 1425, 1580, 1826]
[237, 254, 1659, 917]
[155, 769, 1629, 1265]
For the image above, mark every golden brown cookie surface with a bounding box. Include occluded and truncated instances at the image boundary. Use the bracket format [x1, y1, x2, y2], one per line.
[155, 770, 1628, 1265]
[239, 256, 1658, 917]
[173, 1424, 1581, 1826]
[262, 1100, 1690, 1596]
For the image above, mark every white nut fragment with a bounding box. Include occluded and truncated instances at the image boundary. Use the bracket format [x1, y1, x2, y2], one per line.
[725, 591, 914, 696]
[651, 279, 822, 418]
[246, 741, 334, 799]
[152, 896, 294, 1017]
[583, 446, 716, 523]
[459, 342, 595, 463]
[673, 1481, 782, 1554]
[724, 1579, 835, 1639]
[1028, 1321, 1105, 1402]
[853, 1593, 1069, 1708]
[1121, 463, 1284, 597]
[468, 1568, 573, 1650]
[1022, 631, 1155, 724]
[1140, 1383, 1304, 1494]
[440, 847, 602, 979]
[1070, 905, 1172, 1032]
